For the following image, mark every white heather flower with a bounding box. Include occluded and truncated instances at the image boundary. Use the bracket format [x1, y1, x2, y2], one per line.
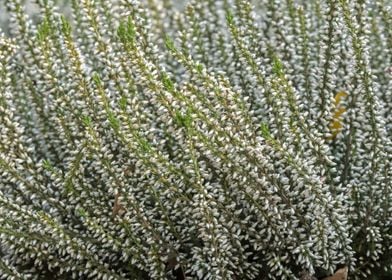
[0, 0, 391, 279]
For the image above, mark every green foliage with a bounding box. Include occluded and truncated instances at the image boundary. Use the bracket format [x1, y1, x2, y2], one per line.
[0, 0, 391, 279]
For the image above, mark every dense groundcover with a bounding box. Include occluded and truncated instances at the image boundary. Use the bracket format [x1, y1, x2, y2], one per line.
[0, 0, 391, 279]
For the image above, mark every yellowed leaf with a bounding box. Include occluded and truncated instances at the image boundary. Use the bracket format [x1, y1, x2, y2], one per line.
[112, 193, 126, 217]
[328, 91, 348, 140]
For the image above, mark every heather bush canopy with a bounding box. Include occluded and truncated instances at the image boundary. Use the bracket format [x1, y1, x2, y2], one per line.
[0, 0, 391, 279]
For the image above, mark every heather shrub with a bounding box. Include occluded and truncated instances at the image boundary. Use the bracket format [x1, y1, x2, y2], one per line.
[0, 0, 391, 279]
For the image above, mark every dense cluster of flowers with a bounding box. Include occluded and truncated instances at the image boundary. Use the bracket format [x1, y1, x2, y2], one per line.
[0, 0, 391, 279]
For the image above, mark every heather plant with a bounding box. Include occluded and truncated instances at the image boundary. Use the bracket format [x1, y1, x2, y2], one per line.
[0, 0, 391, 279]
